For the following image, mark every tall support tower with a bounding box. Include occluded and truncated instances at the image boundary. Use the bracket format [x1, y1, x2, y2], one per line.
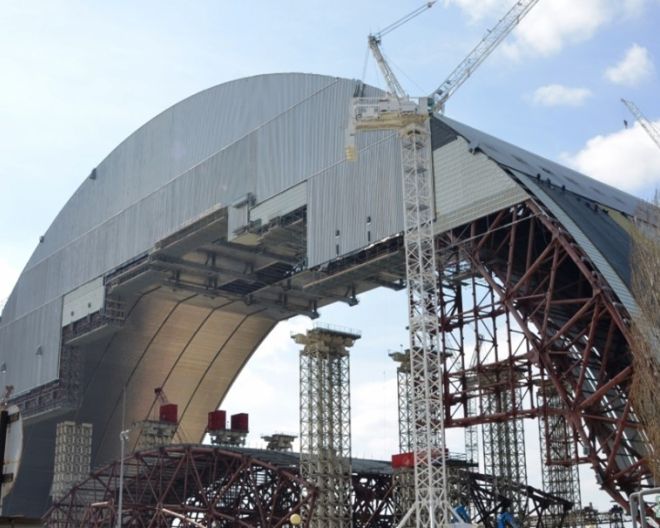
[390, 351, 416, 527]
[481, 386, 528, 514]
[538, 381, 581, 524]
[390, 351, 413, 453]
[51, 421, 93, 501]
[473, 279, 528, 514]
[401, 118, 451, 527]
[294, 324, 360, 528]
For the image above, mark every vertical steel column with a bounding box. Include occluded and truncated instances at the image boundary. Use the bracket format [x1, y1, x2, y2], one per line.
[295, 325, 359, 528]
[390, 351, 413, 454]
[472, 277, 527, 515]
[390, 351, 415, 526]
[401, 119, 450, 528]
[538, 381, 581, 525]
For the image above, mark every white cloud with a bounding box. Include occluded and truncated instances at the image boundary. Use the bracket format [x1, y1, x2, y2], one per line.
[531, 84, 592, 107]
[562, 122, 660, 193]
[604, 44, 655, 86]
[445, 0, 647, 58]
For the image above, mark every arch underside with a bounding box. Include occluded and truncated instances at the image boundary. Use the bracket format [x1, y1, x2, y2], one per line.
[438, 199, 653, 513]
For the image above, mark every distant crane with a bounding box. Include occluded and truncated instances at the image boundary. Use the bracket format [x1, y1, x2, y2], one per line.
[347, 1, 541, 526]
[621, 98, 660, 150]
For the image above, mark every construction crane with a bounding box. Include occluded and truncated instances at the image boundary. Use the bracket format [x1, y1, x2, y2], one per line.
[432, 0, 540, 112]
[621, 98, 660, 150]
[368, 1, 436, 100]
[347, 1, 541, 527]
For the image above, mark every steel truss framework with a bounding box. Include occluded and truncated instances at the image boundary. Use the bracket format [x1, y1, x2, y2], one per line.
[437, 199, 654, 517]
[295, 326, 358, 528]
[362, 468, 570, 528]
[43, 445, 316, 527]
[538, 381, 582, 523]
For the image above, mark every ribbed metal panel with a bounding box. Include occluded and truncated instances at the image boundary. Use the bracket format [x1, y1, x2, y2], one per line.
[62, 277, 105, 326]
[251, 182, 307, 225]
[0, 74, 379, 395]
[307, 131, 402, 267]
[518, 172, 639, 317]
[0, 299, 61, 394]
[433, 137, 528, 234]
[439, 115, 641, 216]
[228, 203, 249, 240]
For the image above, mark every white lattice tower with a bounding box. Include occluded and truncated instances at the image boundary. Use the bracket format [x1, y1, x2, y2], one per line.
[390, 351, 413, 453]
[351, 96, 450, 527]
[401, 118, 449, 528]
[390, 351, 415, 526]
[294, 325, 359, 528]
[465, 337, 481, 468]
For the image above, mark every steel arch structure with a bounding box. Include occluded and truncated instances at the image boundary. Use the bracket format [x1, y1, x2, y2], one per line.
[44, 445, 316, 527]
[0, 73, 655, 516]
[438, 199, 653, 513]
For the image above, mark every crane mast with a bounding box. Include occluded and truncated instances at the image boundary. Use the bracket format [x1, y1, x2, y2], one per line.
[432, 0, 541, 111]
[347, 2, 541, 526]
[622, 98, 660, 150]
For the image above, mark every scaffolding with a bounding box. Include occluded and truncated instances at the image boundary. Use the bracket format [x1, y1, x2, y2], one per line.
[262, 433, 297, 451]
[481, 379, 528, 515]
[538, 381, 581, 524]
[294, 324, 359, 528]
[132, 419, 177, 451]
[51, 421, 92, 501]
[390, 351, 413, 454]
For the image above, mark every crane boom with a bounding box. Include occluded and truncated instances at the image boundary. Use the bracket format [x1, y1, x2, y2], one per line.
[622, 98, 660, 150]
[368, 2, 436, 99]
[368, 34, 409, 100]
[432, 0, 541, 111]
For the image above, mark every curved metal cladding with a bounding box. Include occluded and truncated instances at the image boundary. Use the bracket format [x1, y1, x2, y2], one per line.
[0, 73, 648, 515]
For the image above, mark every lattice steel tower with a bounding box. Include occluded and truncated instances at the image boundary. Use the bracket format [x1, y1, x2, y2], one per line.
[538, 381, 581, 524]
[294, 324, 360, 528]
[390, 351, 413, 453]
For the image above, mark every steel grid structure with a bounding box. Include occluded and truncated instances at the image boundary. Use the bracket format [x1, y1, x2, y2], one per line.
[354, 467, 572, 528]
[438, 199, 654, 518]
[51, 421, 93, 501]
[389, 352, 414, 526]
[294, 326, 358, 528]
[400, 118, 450, 528]
[44, 445, 316, 527]
[389, 352, 413, 454]
[538, 381, 582, 525]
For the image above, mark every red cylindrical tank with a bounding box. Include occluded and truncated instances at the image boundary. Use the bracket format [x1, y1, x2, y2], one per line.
[159, 403, 178, 424]
[230, 413, 249, 432]
[208, 410, 227, 431]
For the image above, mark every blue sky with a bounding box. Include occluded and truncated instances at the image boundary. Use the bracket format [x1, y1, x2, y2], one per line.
[1, 0, 659, 512]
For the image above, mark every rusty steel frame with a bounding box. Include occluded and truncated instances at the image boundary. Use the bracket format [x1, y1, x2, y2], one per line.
[43, 445, 317, 527]
[437, 199, 654, 516]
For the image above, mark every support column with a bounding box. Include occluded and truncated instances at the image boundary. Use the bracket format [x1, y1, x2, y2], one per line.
[51, 421, 92, 502]
[294, 324, 359, 528]
[538, 380, 581, 526]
